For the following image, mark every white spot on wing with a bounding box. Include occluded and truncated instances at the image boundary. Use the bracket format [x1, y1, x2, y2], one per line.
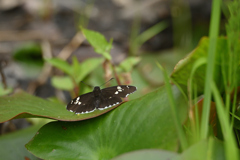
[125, 94, 129, 97]
[115, 91, 119, 94]
[78, 102, 81, 105]
[117, 86, 124, 92]
[117, 86, 122, 90]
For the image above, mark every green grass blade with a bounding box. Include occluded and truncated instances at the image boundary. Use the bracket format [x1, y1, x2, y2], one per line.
[200, 0, 221, 139]
[157, 62, 188, 150]
[136, 21, 168, 47]
[211, 81, 239, 160]
[189, 57, 207, 141]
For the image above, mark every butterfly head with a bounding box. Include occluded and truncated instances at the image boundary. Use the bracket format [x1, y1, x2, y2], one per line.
[93, 86, 101, 96]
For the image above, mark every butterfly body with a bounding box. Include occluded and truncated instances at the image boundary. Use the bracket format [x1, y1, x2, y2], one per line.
[93, 86, 101, 97]
[66, 85, 137, 114]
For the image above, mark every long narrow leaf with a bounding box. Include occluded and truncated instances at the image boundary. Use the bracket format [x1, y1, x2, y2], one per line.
[200, 0, 221, 139]
[157, 62, 188, 150]
[211, 81, 239, 160]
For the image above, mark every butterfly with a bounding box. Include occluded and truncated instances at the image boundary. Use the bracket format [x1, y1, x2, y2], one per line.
[66, 85, 137, 114]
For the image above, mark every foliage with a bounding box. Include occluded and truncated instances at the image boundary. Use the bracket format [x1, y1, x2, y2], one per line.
[81, 27, 113, 60]
[13, 43, 43, 67]
[46, 57, 104, 91]
[25, 85, 187, 160]
[171, 37, 237, 96]
[0, 1, 240, 159]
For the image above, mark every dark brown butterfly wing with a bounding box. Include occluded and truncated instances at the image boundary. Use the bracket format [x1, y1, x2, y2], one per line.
[98, 85, 137, 110]
[66, 92, 96, 114]
[66, 85, 137, 114]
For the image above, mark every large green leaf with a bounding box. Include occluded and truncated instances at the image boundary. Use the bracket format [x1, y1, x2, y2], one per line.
[0, 124, 43, 160]
[171, 37, 237, 95]
[25, 85, 188, 160]
[0, 91, 121, 123]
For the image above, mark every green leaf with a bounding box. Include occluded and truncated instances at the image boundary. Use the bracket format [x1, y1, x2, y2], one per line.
[25, 85, 188, 160]
[46, 58, 72, 75]
[112, 149, 178, 160]
[75, 57, 104, 83]
[0, 124, 43, 160]
[0, 91, 119, 123]
[81, 27, 112, 60]
[47, 57, 103, 84]
[13, 43, 43, 67]
[117, 57, 141, 72]
[171, 37, 231, 95]
[51, 76, 74, 90]
[171, 138, 225, 160]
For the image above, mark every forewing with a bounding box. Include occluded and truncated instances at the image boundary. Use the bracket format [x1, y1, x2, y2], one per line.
[97, 85, 137, 110]
[101, 85, 137, 98]
[66, 92, 96, 114]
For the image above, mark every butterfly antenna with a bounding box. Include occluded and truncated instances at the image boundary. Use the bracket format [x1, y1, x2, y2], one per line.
[80, 81, 93, 87]
[100, 78, 114, 87]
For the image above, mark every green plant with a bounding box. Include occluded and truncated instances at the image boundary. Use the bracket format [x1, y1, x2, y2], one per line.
[46, 56, 104, 95]
[0, 0, 240, 159]
[47, 28, 140, 97]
